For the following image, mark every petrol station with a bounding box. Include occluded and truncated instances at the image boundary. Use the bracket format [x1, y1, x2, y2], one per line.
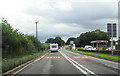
[91, 40, 108, 50]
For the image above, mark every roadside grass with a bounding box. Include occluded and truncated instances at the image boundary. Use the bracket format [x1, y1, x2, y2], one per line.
[66, 47, 120, 62]
[2, 50, 49, 73]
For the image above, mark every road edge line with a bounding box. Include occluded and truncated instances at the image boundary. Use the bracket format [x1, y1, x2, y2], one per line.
[13, 53, 47, 75]
[65, 48, 119, 64]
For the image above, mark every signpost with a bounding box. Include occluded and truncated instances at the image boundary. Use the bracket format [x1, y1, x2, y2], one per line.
[107, 23, 116, 55]
[70, 41, 74, 49]
[35, 21, 39, 39]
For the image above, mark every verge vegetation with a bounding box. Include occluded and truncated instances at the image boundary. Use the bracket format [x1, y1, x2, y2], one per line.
[66, 47, 120, 62]
[1, 18, 50, 72]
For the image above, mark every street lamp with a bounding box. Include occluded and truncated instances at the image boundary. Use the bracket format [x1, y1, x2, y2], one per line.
[35, 21, 39, 39]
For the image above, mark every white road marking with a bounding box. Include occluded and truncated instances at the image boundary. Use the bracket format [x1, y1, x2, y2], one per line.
[59, 51, 88, 75]
[64, 48, 118, 64]
[3, 53, 48, 75]
[68, 56, 96, 74]
[34, 54, 46, 62]
[13, 53, 47, 74]
[92, 57, 119, 64]
[59, 51, 97, 75]
[45, 56, 62, 59]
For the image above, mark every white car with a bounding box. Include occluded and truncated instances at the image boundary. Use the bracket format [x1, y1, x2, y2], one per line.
[50, 44, 58, 52]
[106, 47, 111, 50]
[106, 46, 116, 50]
[84, 45, 93, 50]
[92, 48, 97, 50]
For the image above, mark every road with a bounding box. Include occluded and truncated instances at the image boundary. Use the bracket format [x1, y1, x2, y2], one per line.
[15, 47, 119, 76]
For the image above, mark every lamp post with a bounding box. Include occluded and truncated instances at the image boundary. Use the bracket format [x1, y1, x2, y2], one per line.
[35, 21, 39, 39]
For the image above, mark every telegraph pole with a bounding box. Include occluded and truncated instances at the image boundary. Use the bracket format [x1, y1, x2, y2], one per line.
[35, 21, 39, 39]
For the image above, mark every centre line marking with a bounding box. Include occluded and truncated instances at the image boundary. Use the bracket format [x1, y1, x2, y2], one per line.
[59, 51, 88, 75]
[59, 51, 97, 76]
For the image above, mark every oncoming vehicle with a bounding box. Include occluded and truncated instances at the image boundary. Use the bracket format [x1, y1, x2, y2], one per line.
[50, 44, 58, 52]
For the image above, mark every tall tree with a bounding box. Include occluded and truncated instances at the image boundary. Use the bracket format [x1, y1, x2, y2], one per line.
[66, 37, 76, 45]
[1, 18, 45, 59]
[45, 38, 55, 43]
[45, 37, 65, 46]
[75, 30, 110, 47]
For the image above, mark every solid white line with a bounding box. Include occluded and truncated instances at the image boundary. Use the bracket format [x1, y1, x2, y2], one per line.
[68, 56, 96, 74]
[59, 51, 88, 75]
[92, 57, 119, 64]
[61, 51, 96, 74]
[13, 53, 47, 74]
[64, 48, 118, 64]
[14, 61, 34, 74]
[3, 57, 35, 74]
[34, 54, 46, 62]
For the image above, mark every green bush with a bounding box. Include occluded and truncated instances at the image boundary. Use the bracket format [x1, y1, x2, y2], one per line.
[1, 18, 50, 72]
[0, 18, 46, 59]
[2, 50, 49, 72]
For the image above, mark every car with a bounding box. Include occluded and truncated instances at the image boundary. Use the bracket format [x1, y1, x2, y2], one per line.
[92, 47, 97, 50]
[84, 45, 93, 50]
[106, 47, 111, 50]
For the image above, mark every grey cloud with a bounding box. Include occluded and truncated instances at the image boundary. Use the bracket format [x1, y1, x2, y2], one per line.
[24, 2, 118, 42]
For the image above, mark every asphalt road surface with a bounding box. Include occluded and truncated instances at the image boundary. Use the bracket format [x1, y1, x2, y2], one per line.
[15, 47, 119, 76]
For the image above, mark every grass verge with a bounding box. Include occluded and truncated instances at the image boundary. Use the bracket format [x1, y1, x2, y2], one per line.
[2, 50, 49, 73]
[66, 47, 120, 62]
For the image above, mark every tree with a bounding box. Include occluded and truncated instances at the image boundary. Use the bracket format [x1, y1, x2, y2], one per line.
[75, 30, 110, 47]
[55, 37, 65, 46]
[1, 18, 45, 59]
[45, 37, 65, 46]
[66, 37, 76, 45]
[45, 38, 55, 43]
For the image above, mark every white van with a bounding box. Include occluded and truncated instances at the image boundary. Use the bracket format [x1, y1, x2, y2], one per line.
[84, 45, 93, 50]
[50, 44, 58, 52]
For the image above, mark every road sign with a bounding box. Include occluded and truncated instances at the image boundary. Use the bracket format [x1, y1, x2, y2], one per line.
[70, 41, 74, 44]
[107, 23, 117, 37]
[107, 23, 117, 55]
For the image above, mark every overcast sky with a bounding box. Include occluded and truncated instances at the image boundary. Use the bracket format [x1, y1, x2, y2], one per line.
[0, 0, 119, 42]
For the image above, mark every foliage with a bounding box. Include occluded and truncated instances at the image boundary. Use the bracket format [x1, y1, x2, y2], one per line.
[3, 50, 49, 72]
[41, 43, 50, 49]
[66, 37, 76, 45]
[1, 18, 46, 59]
[75, 30, 110, 47]
[45, 37, 65, 46]
[66, 47, 119, 62]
